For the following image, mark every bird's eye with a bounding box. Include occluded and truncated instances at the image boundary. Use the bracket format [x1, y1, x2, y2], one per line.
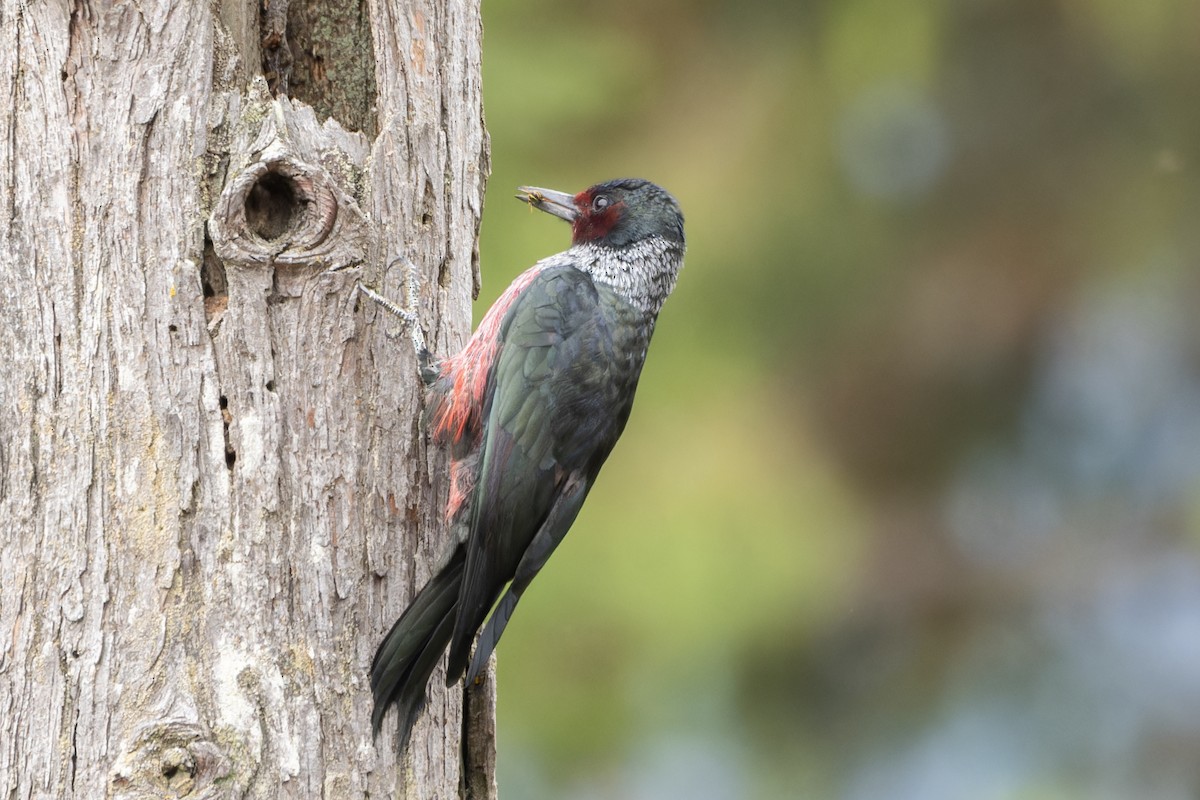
[593, 195, 610, 211]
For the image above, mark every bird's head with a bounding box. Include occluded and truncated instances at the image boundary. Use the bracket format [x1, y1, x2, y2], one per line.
[517, 178, 685, 250]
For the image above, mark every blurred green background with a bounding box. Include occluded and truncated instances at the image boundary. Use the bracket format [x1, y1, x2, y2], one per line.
[473, 1, 1200, 798]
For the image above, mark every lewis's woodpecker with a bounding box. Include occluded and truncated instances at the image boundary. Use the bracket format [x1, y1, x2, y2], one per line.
[364, 178, 686, 750]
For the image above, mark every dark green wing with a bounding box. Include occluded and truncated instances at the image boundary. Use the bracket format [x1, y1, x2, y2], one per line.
[444, 264, 651, 682]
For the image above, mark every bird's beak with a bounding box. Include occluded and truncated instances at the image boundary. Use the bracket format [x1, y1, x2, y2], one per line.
[515, 186, 578, 222]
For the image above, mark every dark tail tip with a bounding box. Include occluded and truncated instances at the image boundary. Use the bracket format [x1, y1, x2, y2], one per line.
[369, 556, 464, 752]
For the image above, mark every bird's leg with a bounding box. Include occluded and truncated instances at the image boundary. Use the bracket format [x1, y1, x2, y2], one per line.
[356, 258, 437, 384]
[356, 280, 425, 355]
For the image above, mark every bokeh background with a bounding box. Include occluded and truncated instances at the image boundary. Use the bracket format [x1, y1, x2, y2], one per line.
[473, 1, 1200, 798]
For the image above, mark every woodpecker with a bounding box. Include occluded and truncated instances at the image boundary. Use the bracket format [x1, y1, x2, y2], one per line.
[364, 178, 685, 750]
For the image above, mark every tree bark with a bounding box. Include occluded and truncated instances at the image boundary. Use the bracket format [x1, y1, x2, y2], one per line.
[0, 0, 493, 797]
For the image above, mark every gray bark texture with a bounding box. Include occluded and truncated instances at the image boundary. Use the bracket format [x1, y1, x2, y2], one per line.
[0, 0, 495, 797]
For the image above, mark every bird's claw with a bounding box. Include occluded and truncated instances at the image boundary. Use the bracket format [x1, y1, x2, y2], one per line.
[357, 256, 429, 365]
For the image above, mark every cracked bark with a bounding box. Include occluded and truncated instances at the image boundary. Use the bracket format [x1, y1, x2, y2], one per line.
[0, 0, 493, 797]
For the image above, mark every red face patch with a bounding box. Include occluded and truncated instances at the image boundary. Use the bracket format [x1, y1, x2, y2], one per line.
[571, 190, 625, 244]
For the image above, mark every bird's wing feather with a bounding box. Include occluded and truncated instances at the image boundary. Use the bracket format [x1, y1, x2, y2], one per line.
[444, 265, 648, 682]
[465, 472, 590, 683]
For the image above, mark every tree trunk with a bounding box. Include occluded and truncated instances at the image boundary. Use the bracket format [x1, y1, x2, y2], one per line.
[0, 0, 493, 797]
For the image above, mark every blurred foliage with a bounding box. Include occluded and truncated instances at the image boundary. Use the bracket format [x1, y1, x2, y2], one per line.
[472, 0, 1200, 797]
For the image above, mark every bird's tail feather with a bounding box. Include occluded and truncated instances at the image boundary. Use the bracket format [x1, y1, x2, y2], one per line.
[465, 588, 519, 685]
[370, 555, 465, 748]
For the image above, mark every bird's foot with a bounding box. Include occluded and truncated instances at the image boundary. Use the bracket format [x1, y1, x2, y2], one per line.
[356, 257, 434, 378]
